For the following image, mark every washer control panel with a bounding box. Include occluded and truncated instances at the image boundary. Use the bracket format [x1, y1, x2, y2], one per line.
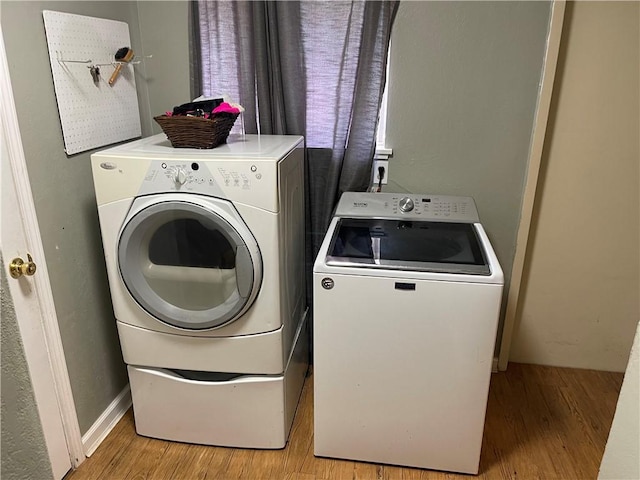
[335, 192, 480, 223]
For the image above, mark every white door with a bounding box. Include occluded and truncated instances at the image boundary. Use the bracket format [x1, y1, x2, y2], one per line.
[1, 26, 82, 479]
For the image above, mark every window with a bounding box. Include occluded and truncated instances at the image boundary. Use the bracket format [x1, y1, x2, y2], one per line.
[375, 44, 392, 161]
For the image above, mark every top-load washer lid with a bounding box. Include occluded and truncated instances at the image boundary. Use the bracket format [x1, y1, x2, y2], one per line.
[323, 192, 492, 275]
[326, 217, 490, 275]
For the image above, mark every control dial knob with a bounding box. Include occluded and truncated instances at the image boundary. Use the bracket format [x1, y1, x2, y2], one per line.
[398, 196, 415, 213]
[173, 167, 187, 185]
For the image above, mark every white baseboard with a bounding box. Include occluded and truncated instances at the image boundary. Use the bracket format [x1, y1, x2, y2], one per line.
[492, 357, 499, 373]
[82, 384, 132, 457]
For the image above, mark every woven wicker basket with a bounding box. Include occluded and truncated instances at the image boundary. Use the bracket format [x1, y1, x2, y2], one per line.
[154, 113, 239, 149]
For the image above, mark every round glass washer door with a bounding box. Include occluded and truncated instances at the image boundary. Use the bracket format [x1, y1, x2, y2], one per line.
[118, 196, 262, 330]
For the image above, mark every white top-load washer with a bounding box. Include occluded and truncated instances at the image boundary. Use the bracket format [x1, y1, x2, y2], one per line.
[313, 192, 504, 474]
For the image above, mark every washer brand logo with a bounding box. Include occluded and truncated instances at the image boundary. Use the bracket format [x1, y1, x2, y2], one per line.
[353, 202, 368, 208]
[100, 162, 117, 170]
[321, 278, 334, 290]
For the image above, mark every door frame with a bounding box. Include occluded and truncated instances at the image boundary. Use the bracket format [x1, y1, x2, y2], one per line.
[497, 0, 567, 370]
[1, 24, 85, 469]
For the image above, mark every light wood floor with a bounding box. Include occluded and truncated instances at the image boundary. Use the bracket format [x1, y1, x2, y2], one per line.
[65, 364, 623, 480]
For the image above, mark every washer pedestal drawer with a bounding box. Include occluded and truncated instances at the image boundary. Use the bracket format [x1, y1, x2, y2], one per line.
[128, 316, 308, 449]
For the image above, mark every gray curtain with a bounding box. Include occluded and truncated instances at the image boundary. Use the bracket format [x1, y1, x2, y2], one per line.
[194, 0, 398, 300]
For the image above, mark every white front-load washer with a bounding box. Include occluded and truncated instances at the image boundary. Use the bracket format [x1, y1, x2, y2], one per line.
[313, 192, 504, 473]
[91, 134, 308, 448]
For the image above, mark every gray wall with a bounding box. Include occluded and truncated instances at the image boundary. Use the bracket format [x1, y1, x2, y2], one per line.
[1, 1, 150, 435]
[137, 1, 191, 134]
[1, 253, 54, 480]
[385, 1, 551, 343]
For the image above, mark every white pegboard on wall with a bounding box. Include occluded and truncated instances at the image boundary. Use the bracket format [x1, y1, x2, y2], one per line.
[43, 10, 142, 155]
